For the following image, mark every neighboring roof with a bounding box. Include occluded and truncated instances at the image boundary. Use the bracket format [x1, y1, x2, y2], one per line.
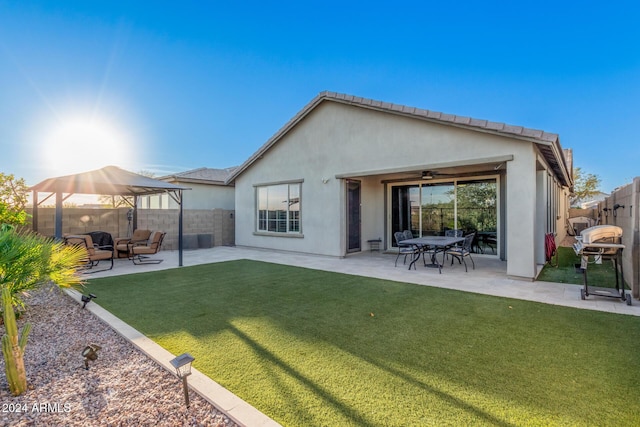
[226, 91, 572, 187]
[30, 165, 190, 196]
[160, 167, 237, 186]
[573, 191, 609, 209]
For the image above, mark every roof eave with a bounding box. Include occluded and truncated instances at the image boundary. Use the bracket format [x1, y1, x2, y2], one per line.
[163, 176, 229, 186]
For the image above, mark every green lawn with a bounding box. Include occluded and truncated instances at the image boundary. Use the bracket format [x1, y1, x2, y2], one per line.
[86, 260, 640, 426]
[538, 246, 629, 289]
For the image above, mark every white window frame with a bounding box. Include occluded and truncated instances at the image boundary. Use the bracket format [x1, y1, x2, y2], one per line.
[254, 180, 303, 236]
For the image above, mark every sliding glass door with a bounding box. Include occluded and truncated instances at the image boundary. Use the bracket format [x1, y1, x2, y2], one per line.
[420, 183, 455, 236]
[390, 178, 498, 252]
[391, 185, 420, 239]
[456, 180, 497, 232]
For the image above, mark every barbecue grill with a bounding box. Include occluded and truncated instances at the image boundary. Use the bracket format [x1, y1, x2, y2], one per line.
[573, 225, 631, 305]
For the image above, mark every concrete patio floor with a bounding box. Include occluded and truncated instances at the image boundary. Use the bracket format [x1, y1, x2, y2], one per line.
[91, 246, 639, 316]
[75, 246, 639, 427]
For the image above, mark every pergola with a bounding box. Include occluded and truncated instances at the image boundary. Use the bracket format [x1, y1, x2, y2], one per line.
[29, 165, 190, 266]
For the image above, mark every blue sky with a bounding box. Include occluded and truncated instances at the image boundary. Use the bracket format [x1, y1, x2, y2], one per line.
[1, 1, 638, 192]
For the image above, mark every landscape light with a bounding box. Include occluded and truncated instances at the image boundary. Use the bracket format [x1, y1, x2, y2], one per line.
[81, 293, 97, 308]
[170, 353, 195, 407]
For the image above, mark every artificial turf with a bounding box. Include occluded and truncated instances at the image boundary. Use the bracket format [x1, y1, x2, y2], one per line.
[538, 246, 629, 289]
[86, 260, 640, 426]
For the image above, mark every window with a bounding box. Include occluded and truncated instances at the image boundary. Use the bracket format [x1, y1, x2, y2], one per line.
[257, 182, 301, 234]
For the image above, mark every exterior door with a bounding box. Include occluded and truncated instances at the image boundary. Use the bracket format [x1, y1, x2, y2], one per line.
[347, 180, 361, 252]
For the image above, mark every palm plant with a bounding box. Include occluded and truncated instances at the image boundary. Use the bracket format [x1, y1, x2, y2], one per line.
[0, 224, 86, 395]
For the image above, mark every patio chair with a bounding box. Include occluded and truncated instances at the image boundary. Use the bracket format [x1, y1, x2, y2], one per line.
[443, 229, 464, 259]
[406, 229, 437, 267]
[466, 228, 482, 253]
[129, 231, 166, 264]
[64, 234, 114, 272]
[394, 231, 419, 268]
[404, 230, 426, 253]
[445, 229, 464, 238]
[402, 230, 414, 240]
[445, 232, 475, 272]
[114, 229, 152, 258]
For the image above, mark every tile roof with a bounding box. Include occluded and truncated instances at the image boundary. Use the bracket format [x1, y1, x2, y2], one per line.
[162, 167, 237, 184]
[226, 91, 571, 186]
[318, 91, 559, 143]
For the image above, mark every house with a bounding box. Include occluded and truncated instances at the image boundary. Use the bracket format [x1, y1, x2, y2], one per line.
[137, 167, 237, 248]
[141, 167, 236, 210]
[573, 191, 609, 210]
[226, 91, 573, 281]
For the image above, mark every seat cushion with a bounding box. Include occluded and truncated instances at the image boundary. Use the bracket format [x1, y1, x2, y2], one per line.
[91, 249, 113, 261]
[65, 235, 95, 255]
[132, 229, 152, 241]
[147, 231, 163, 245]
[132, 246, 157, 255]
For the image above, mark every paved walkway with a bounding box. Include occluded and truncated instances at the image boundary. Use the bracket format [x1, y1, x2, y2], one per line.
[77, 246, 639, 427]
[94, 246, 639, 316]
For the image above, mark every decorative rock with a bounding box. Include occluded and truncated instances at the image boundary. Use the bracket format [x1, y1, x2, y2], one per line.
[0, 284, 237, 427]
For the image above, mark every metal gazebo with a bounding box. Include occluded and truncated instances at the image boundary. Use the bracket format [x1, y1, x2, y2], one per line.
[30, 165, 190, 266]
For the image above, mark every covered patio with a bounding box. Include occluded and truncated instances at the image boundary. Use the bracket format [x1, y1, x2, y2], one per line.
[336, 155, 510, 259]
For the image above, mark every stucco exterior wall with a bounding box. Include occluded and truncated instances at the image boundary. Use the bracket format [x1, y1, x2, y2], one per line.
[360, 177, 385, 248]
[177, 183, 235, 210]
[144, 183, 235, 210]
[235, 101, 549, 280]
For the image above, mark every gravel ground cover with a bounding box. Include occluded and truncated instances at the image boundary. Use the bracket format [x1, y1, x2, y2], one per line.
[0, 284, 238, 427]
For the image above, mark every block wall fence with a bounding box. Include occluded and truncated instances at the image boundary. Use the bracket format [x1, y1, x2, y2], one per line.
[596, 177, 640, 299]
[26, 207, 235, 250]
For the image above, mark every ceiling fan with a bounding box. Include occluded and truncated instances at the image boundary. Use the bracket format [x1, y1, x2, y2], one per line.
[421, 171, 434, 180]
[420, 170, 452, 180]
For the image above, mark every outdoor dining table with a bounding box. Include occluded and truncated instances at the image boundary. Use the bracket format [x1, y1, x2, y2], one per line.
[399, 235, 465, 273]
